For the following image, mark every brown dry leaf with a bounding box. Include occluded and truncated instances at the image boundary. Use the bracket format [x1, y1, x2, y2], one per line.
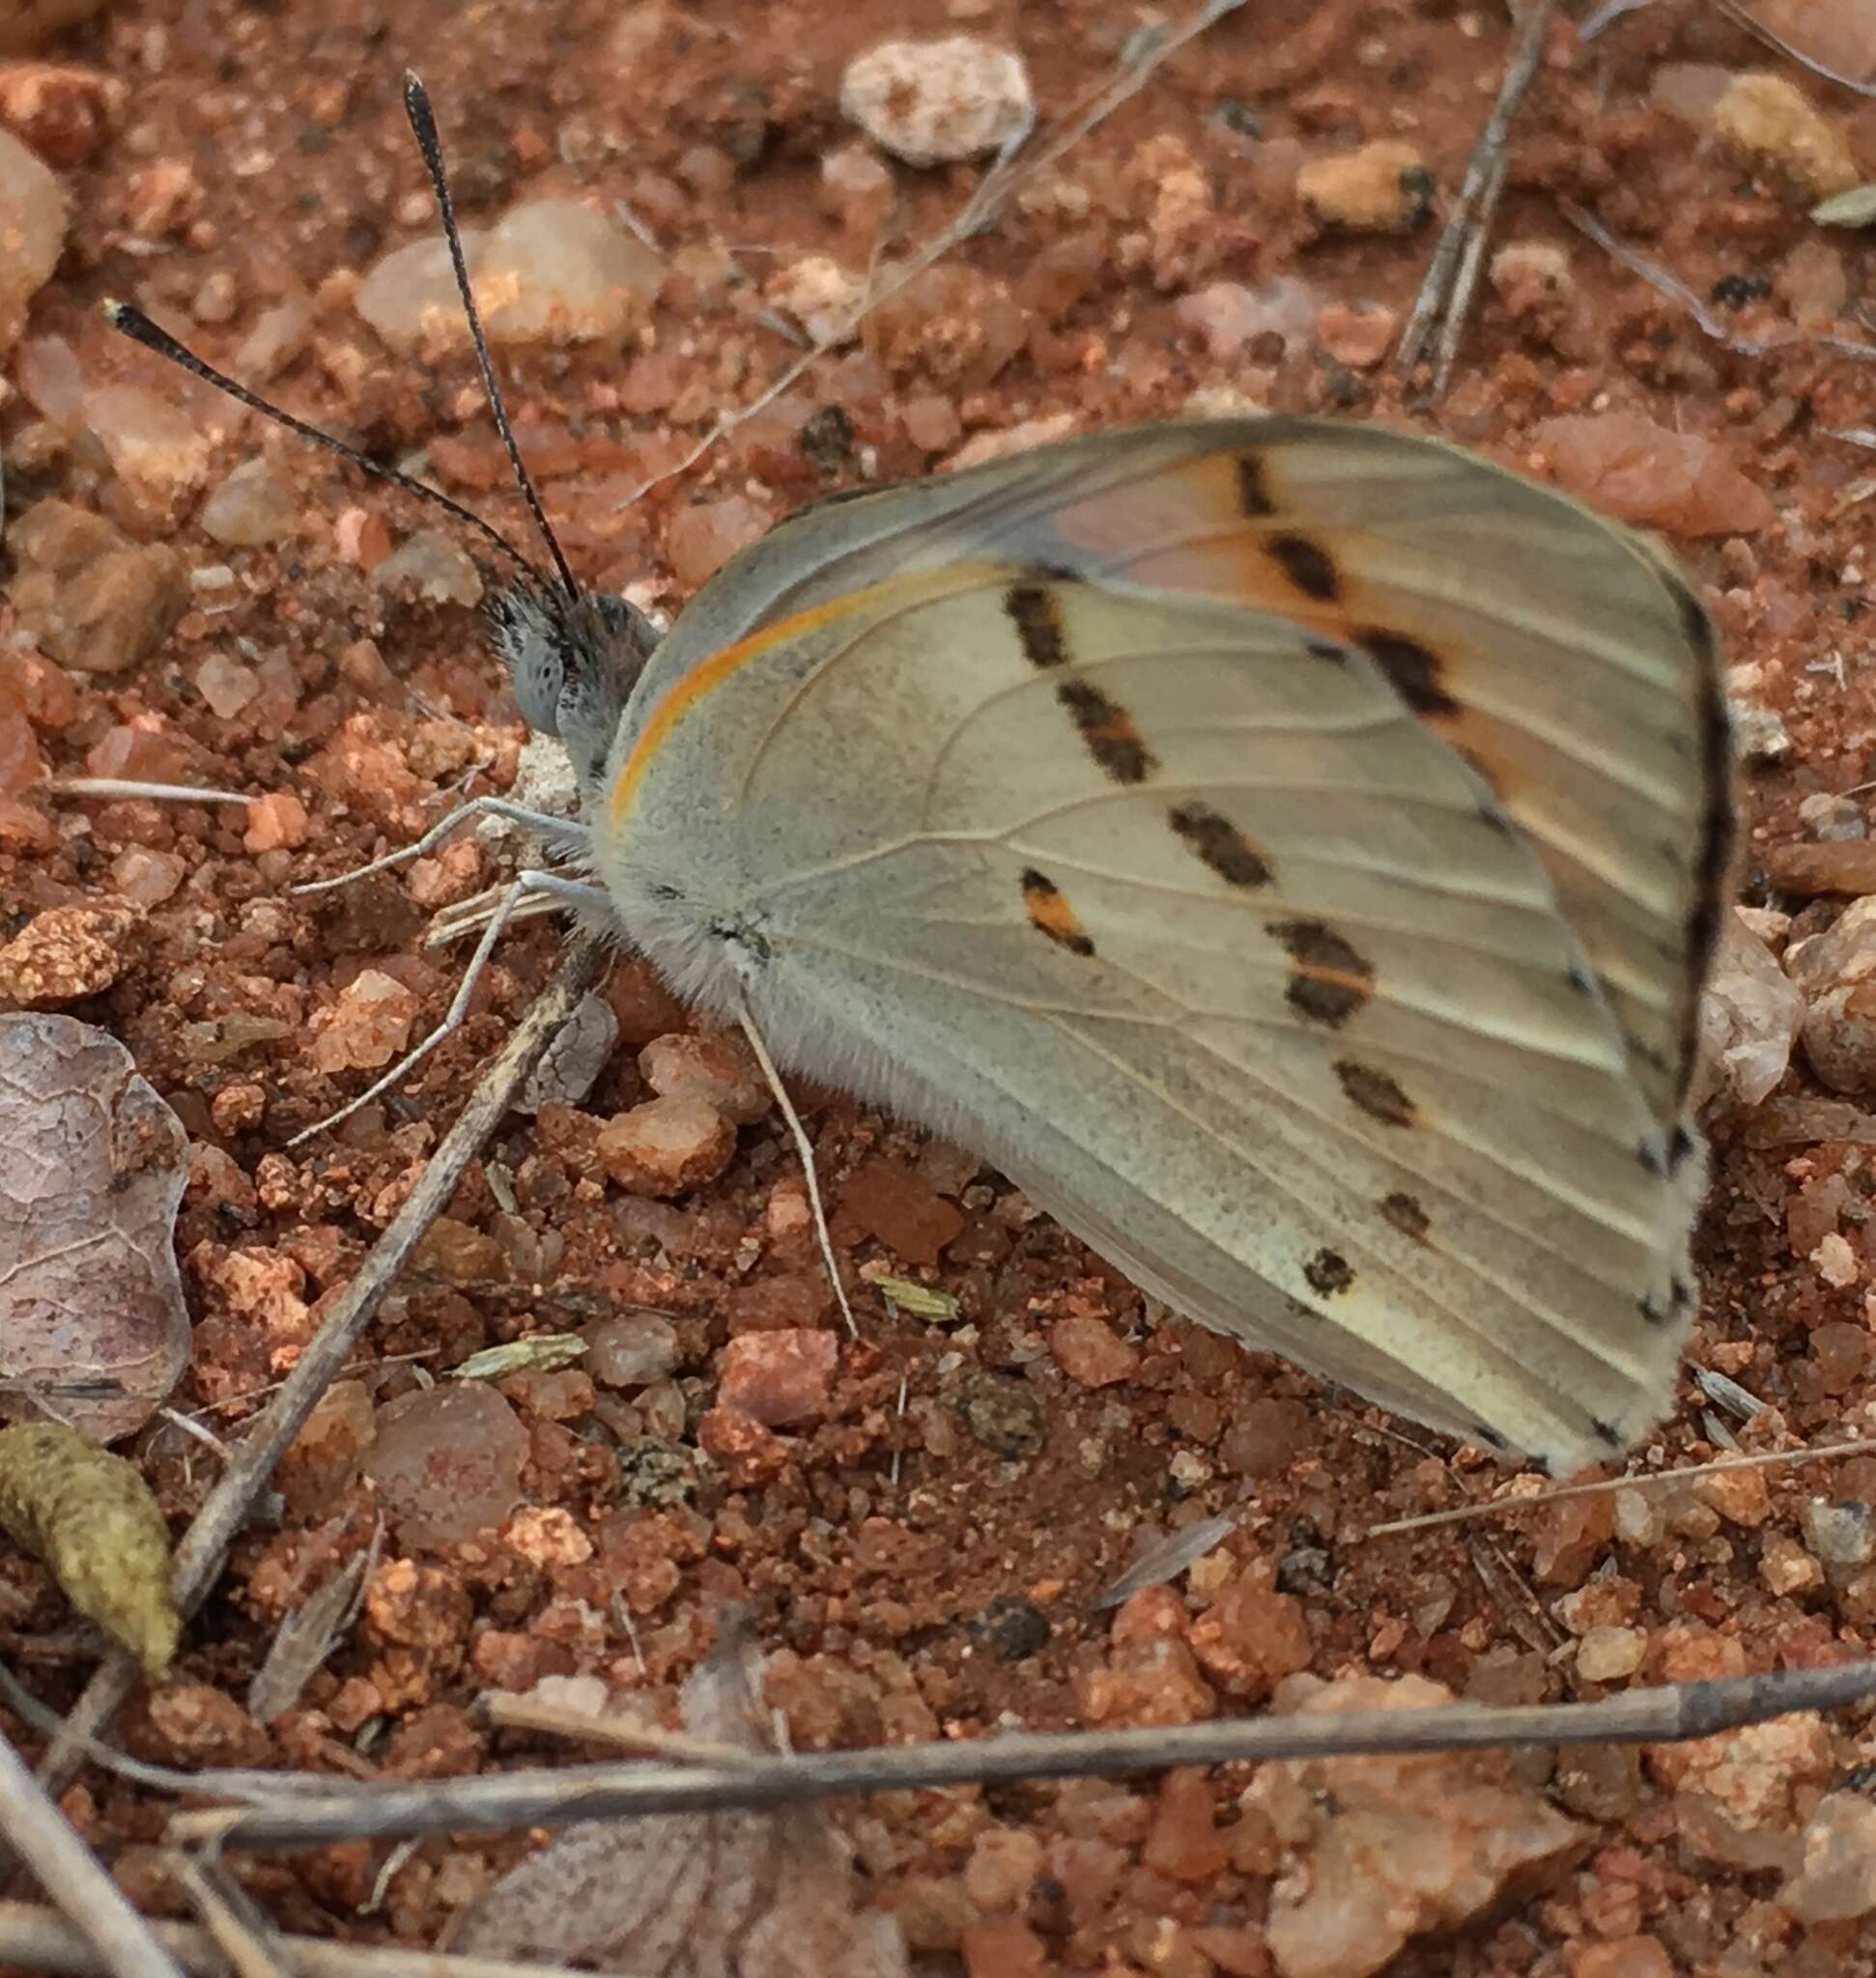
[451, 1621, 909, 1976]
[0, 1013, 190, 1440]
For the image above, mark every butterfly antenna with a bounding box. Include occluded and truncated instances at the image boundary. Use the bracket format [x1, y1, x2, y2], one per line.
[402, 71, 582, 603]
[103, 300, 545, 582]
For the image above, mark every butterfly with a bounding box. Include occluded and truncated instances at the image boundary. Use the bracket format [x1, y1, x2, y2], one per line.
[111, 80, 1731, 1477]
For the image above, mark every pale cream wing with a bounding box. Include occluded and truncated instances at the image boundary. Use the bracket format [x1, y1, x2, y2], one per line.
[608, 565, 1705, 1471]
[620, 419, 1730, 1140]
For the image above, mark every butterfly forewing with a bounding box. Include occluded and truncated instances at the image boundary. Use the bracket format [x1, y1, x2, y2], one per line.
[598, 419, 1727, 1470]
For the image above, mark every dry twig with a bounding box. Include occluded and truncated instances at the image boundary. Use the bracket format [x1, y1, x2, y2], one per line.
[34, 936, 611, 1801]
[1395, 0, 1560, 395]
[1560, 201, 1876, 360]
[0, 1734, 184, 1978]
[1711, 0, 1876, 97]
[1366, 1434, 1876, 1539]
[172, 1660, 1876, 1851]
[0, 1905, 563, 1978]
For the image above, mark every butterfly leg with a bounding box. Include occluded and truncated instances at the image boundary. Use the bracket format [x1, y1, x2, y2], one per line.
[292, 799, 591, 897]
[731, 988, 859, 1340]
[287, 871, 612, 1146]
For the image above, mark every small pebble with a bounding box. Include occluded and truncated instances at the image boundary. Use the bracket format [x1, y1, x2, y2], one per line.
[839, 35, 1032, 167]
[1296, 139, 1433, 233]
[596, 1094, 736, 1196]
[1049, 1314, 1140, 1388]
[195, 651, 258, 719]
[1781, 1793, 1876, 1922]
[371, 528, 483, 607]
[516, 993, 617, 1113]
[639, 1030, 770, 1124]
[367, 1384, 528, 1549]
[1714, 71, 1859, 201]
[197, 455, 296, 546]
[717, 1328, 839, 1427]
[665, 495, 774, 589]
[1784, 897, 1876, 1094]
[1694, 909, 1803, 1110]
[1313, 300, 1396, 368]
[817, 142, 893, 232]
[308, 969, 419, 1073]
[583, 1310, 679, 1388]
[1175, 276, 1317, 360]
[108, 846, 185, 907]
[1533, 410, 1775, 537]
[1801, 1497, 1875, 1572]
[242, 791, 308, 853]
[355, 199, 664, 352]
[5, 499, 187, 675]
[1576, 1625, 1647, 1683]
[0, 125, 65, 354]
[0, 899, 139, 1006]
[84, 382, 213, 502]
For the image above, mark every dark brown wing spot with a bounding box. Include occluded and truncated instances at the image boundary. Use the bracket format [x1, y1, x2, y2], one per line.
[1056, 678, 1156, 784]
[1020, 868, 1094, 956]
[1636, 1137, 1665, 1178]
[1005, 583, 1067, 667]
[1266, 532, 1340, 603]
[1590, 1416, 1624, 1450]
[1667, 1125, 1695, 1174]
[1335, 1059, 1415, 1127]
[1169, 801, 1273, 889]
[1305, 637, 1351, 665]
[1380, 1192, 1430, 1242]
[1236, 452, 1276, 518]
[1566, 963, 1597, 1000]
[1268, 918, 1374, 1027]
[1638, 1290, 1669, 1328]
[1357, 628, 1459, 719]
[1469, 1422, 1509, 1452]
[1304, 1248, 1354, 1296]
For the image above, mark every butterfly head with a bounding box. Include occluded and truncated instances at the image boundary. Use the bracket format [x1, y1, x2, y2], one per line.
[487, 580, 660, 796]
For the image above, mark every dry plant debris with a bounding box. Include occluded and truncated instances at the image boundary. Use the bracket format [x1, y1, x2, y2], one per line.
[0, 1014, 189, 1441]
[0, 1422, 179, 1678]
[453, 1624, 909, 1975]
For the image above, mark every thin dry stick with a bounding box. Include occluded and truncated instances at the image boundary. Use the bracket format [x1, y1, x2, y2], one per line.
[36, 935, 611, 1799]
[1395, 0, 1560, 392]
[0, 1906, 566, 1978]
[480, 1694, 760, 1766]
[608, 0, 1245, 518]
[165, 1857, 283, 1978]
[173, 1659, 1876, 1850]
[1712, 0, 1876, 97]
[0, 1733, 185, 1978]
[1560, 200, 1876, 361]
[1365, 1433, 1876, 1539]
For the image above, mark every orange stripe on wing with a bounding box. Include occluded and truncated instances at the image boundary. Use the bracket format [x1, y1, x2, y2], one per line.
[605, 561, 1010, 828]
[606, 590, 878, 828]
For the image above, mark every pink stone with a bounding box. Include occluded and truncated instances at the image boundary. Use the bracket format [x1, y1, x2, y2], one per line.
[308, 969, 419, 1073]
[639, 1030, 770, 1124]
[367, 1383, 528, 1549]
[1048, 1314, 1141, 1388]
[596, 1094, 736, 1197]
[717, 1328, 839, 1427]
[665, 495, 773, 589]
[1534, 411, 1776, 537]
[243, 791, 308, 853]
